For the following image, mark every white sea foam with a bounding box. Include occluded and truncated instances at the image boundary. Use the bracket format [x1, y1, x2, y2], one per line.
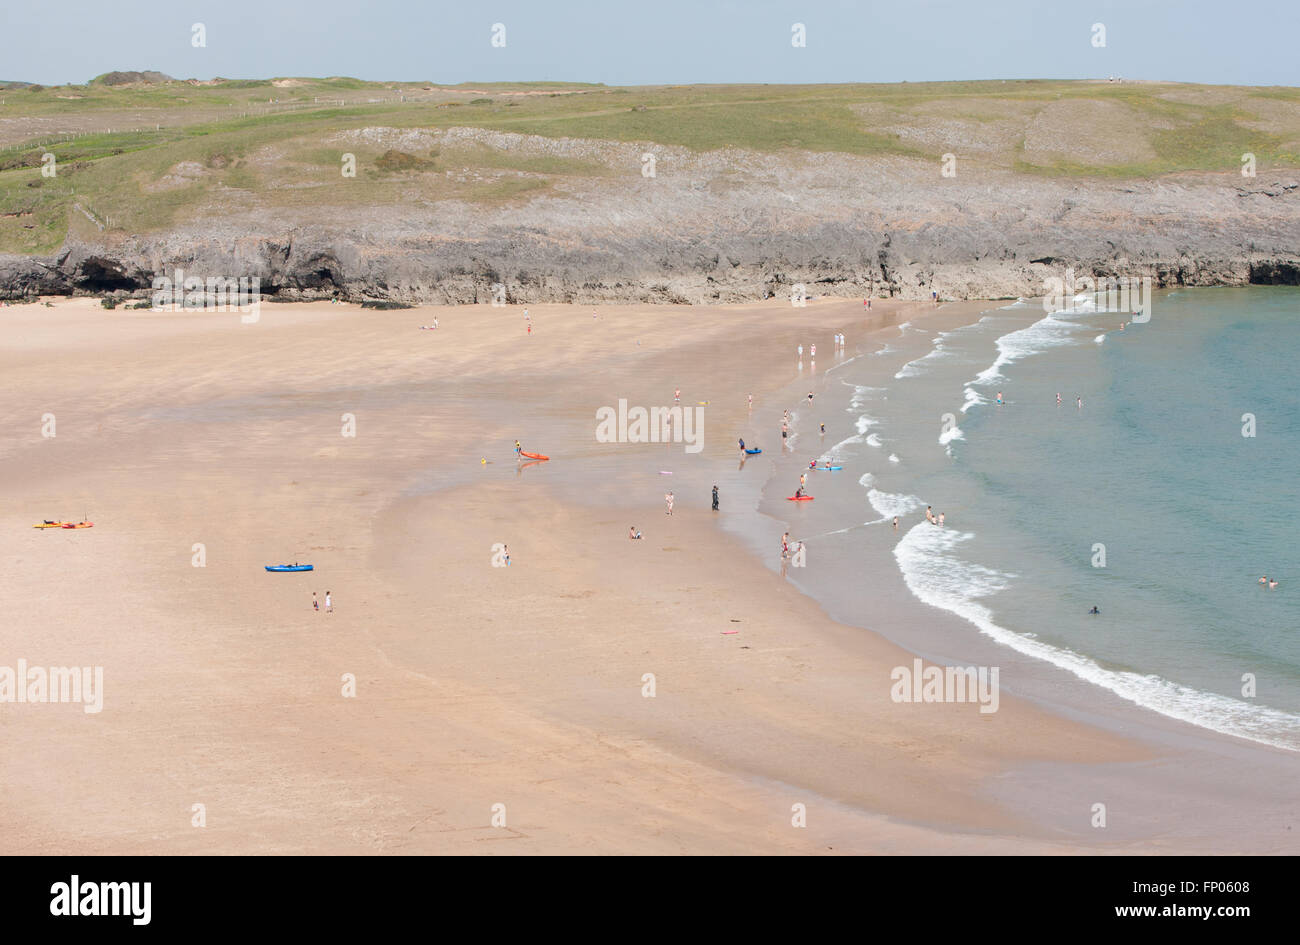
[888, 453, 900, 463]
[893, 524, 1300, 751]
[857, 471, 875, 488]
[1095, 334, 1106, 344]
[960, 386, 984, 414]
[973, 312, 1086, 385]
[939, 425, 964, 446]
[867, 489, 925, 520]
[866, 433, 883, 448]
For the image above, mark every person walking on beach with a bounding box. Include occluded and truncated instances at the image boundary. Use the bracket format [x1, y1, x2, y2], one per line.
[810, 344, 816, 358]
[313, 592, 319, 612]
[867, 299, 872, 310]
[892, 516, 899, 531]
[674, 388, 680, 404]
[819, 422, 825, 436]
[782, 532, 790, 558]
[503, 545, 510, 566]
[526, 322, 531, 336]
[665, 492, 674, 516]
[807, 391, 814, 405]
[798, 344, 803, 359]
[325, 591, 332, 615]
[782, 422, 789, 441]
[712, 485, 719, 511]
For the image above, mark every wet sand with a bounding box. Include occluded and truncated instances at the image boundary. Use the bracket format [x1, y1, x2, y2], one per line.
[0, 295, 1293, 853]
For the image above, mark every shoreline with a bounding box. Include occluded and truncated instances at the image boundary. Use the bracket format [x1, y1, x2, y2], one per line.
[2, 294, 1296, 853]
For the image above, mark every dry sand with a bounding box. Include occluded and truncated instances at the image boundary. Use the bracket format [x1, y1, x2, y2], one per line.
[0, 295, 1288, 853]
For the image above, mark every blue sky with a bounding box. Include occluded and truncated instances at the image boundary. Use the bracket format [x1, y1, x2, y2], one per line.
[9, 0, 1298, 87]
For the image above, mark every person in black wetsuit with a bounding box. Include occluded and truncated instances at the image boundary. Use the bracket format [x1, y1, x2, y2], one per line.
[1088, 606, 1100, 615]
[711, 485, 719, 511]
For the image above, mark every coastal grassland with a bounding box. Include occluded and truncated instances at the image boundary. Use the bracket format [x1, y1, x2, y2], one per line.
[2, 78, 1298, 253]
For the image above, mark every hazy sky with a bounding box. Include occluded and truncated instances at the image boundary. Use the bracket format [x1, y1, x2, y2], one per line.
[9, 0, 1298, 88]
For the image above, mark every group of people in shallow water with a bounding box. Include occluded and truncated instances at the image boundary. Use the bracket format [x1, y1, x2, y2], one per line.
[1259, 576, 1280, 589]
[925, 506, 946, 527]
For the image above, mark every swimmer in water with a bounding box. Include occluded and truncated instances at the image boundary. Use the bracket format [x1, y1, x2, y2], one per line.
[1077, 396, 1082, 409]
[1260, 576, 1268, 585]
[938, 512, 945, 527]
[1089, 606, 1100, 615]
[1270, 579, 1279, 589]
[892, 516, 899, 530]
[1056, 393, 1062, 406]
[996, 391, 1003, 405]
[925, 506, 935, 523]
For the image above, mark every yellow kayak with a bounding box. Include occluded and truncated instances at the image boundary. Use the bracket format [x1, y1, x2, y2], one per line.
[33, 522, 65, 528]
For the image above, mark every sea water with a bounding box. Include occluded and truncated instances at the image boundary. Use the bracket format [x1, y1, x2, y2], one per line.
[762, 288, 1300, 750]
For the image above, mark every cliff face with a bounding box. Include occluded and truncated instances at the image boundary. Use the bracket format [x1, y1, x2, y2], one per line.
[3, 130, 1299, 303]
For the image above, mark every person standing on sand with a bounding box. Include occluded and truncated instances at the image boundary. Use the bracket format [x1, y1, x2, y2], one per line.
[748, 393, 753, 409]
[782, 422, 789, 441]
[807, 391, 814, 405]
[798, 344, 803, 359]
[325, 591, 332, 614]
[782, 532, 790, 558]
[867, 299, 872, 310]
[810, 344, 816, 358]
[738, 437, 746, 453]
[665, 492, 674, 516]
[313, 592, 319, 612]
[674, 388, 680, 404]
[712, 485, 719, 511]
[820, 423, 825, 436]
[527, 323, 531, 336]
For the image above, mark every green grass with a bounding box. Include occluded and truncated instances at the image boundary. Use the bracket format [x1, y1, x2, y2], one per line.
[2, 78, 1299, 254]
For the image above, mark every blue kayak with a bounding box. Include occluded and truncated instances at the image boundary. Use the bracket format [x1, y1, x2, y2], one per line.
[810, 465, 842, 471]
[744, 448, 762, 455]
[266, 564, 313, 572]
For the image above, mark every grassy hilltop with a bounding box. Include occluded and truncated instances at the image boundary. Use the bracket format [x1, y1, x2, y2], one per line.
[2, 76, 1299, 256]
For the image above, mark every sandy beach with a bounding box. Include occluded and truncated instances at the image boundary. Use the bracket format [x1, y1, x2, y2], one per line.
[2, 295, 1296, 854]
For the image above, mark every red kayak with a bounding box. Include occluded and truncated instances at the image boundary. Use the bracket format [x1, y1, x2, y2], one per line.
[786, 496, 814, 501]
[519, 451, 549, 461]
[61, 522, 95, 528]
